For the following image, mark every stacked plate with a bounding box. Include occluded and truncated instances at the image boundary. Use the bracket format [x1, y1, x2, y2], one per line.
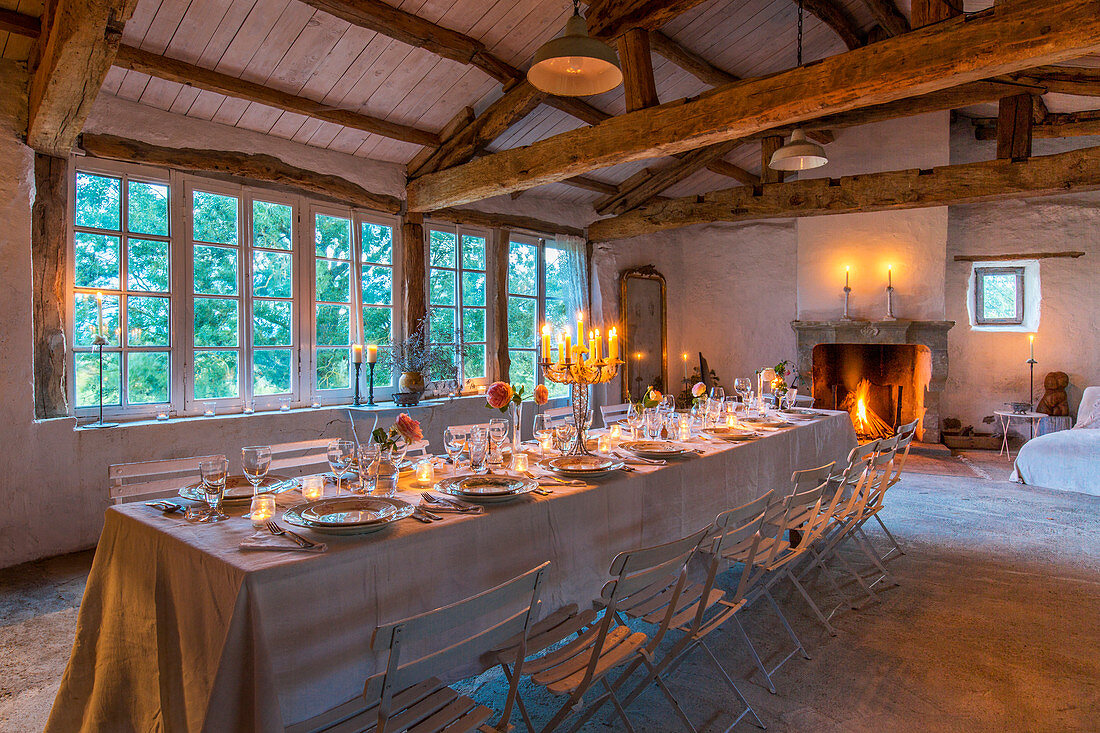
[740, 416, 796, 429]
[619, 441, 693, 459]
[282, 496, 414, 535]
[435, 475, 538, 503]
[179, 474, 299, 505]
[540, 455, 624, 478]
[703, 427, 760, 441]
[779, 408, 824, 421]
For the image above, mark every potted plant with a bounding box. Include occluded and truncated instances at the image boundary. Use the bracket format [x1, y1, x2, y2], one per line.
[383, 323, 459, 406]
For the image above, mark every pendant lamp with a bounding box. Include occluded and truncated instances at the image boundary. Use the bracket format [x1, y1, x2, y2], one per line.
[769, 0, 828, 172]
[528, 0, 623, 97]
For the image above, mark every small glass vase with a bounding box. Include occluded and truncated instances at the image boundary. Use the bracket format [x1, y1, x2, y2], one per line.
[510, 402, 523, 454]
[374, 445, 404, 497]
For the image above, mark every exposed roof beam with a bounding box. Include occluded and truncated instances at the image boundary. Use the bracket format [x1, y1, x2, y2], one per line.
[588, 144, 1100, 241]
[113, 45, 441, 148]
[586, 0, 711, 40]
[705, 159, 759, 186]
[0, 7, 40, 37]
[973, 109, 1100, 139]
[80, 134, 402, 213]
[28, 0, 140, 156]
[407, 0, 1100, 212]
[427, 208, 585, 238]
[619, 28, 660, 111]
[800, 0, 864, 51]
[859, 0, 910, 37]
[1012, 65, 1100, 96]
[648, 31, 739, 86]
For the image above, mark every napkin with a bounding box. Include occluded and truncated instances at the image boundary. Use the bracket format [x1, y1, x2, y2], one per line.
[239, 531, 327, 553]
[612, 451, 666, 466]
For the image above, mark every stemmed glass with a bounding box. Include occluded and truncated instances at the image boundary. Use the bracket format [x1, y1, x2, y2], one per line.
[625, 403, 644, 439]
[327, 439, 355, 494]
[710, 386, 725, 402]
[443, 427, 465, 468]
[532, 414, 552, 454]
[488, 418, 509, 467]
[734, 378, 752, 406]
[199, 457, 229, 522]
[241, 446, 271, 496]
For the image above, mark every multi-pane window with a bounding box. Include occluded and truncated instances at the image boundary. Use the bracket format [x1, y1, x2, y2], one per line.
[974, 266, 1025, 325]
[313, 211, 354, 392]
[360, 217, 397, 386]
[250, 198, 296, 399]
[72, 170, 171, 409]
[542, 241, 573, 397]
[507, 235, 540, 393]
[428, 226, 488, 386]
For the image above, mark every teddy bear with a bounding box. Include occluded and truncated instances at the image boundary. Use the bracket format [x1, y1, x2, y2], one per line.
[1036, 371, 1070, 416]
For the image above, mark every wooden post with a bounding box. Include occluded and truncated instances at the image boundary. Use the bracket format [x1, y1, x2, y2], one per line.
[617, 28, 659, 112]
[489, 229, 511, 382]
[761, 136, 786, 184]
[402, 213, 426, 340]
[997, 93, 1034, 160]
[911, 0, 960, 28]
[32, 153, 69, 418]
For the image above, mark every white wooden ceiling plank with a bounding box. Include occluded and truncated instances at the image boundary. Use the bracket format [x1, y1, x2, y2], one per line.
[196, 0, 260, 67]
[213, 0, 292, 75]
[101, 67, 127, 95]
[182, 89, 224, 119]
[329, 41, 415, 112]
[116, 69, 153, 101]
[164, 0, 236, 62]
[312, 32, 391, 106]
[140, 0, 197, 55]
[265, 110, 311, 139]
[358, 48, 446, 120]
[290, 117, 324, 144]
[167, 85, 202, 115]
[120, 0, 164, 45]
[210, 96, 251, 126]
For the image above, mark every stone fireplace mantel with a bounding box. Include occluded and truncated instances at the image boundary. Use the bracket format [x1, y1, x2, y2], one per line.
[791, 319, 955, 441]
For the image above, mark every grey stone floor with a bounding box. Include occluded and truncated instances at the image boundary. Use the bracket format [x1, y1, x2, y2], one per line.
[2, 453, 1098, 732]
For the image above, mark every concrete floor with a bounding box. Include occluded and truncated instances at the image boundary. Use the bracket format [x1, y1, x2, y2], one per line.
[2, 452, 1098, 732]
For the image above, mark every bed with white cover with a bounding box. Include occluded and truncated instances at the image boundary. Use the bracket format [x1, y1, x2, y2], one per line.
[1011, 386, 1100, 496]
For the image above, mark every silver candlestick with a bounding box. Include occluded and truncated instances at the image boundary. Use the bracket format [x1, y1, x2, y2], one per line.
[86, 335, 118, 429]
[842, 285, 852, 320]
[884, 285, 897, 321]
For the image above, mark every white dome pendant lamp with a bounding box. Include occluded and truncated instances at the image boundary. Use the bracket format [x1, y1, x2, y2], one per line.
[527, 0, 623, 97]
[769, 0, 828, 172]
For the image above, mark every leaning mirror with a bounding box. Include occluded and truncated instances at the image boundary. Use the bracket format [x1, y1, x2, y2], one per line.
[620, 266, 667, 402]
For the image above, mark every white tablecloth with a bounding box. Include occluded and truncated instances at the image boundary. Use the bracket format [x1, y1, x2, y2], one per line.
[46, 413, 855, 732]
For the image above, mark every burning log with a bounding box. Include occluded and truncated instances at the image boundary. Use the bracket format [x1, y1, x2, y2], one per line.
[841, 379, 895, 440]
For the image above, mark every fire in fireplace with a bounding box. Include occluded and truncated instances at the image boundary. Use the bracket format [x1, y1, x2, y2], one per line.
[811, 344, 932, 442]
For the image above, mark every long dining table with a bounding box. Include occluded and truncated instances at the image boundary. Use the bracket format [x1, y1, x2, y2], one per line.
[46, 411, 856, 732]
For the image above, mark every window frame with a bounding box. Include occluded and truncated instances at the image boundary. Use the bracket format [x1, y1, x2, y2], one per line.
[505, 232, 544, 394]
[974, 266, 1025, 326]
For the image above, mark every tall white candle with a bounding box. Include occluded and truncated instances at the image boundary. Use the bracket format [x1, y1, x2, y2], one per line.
[96, 291, 104, 337]
[367, 344, 378, 364]
[352, 344, 364, 364]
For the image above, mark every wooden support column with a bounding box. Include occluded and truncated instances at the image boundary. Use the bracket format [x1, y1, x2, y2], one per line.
[402, 213, 426, 339]
[617, 28, 659, 112]
[911, 0, 960, 28]
[32, 154, 69, 418]
[761, 136, 786, 184]
[489, 229, 511, 382]
[997, 93, 1034, 159]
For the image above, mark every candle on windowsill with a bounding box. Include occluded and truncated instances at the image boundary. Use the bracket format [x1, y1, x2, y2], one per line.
[352, 344, 364, 364]
[301, 475, 324, 501]
[597, 434, 612, 453]
[367, 344, 378, 364]
[512, 453, 529, 473]
[415, 459, 435, 487]
[156, 412, 169, 421]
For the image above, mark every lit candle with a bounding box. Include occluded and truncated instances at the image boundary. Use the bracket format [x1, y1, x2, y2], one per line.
[887, 264, 893, 288]
[539, 433, 554, 454]
[597, 434, 612, 453]
[564, 331, 572, 363]
[845, 265, 850, 288]
[587, 330, 595, 364]
[352, 344, 364, 364]
[679, 422, 692, 442]
[682, 352, 688, 381]
[593, 329, 601, 362]
[415, 459, 435, 487]
[576, 312, 584, 348]
[541, 325, 551, 362]
[512, 452, 529, 473]
[95, 291, 104, 337]
[608, 327, 618, 362]
[609, 424, 621, 443]
[301, 475, 324, 501]
[367, 344, 378, 364]
[249, 494, 276, 528]
[1029, 333, 1035, 360]
[557, 336, 565, 365]
[726, 414, 737, 429]
[156, 412, 169, 421]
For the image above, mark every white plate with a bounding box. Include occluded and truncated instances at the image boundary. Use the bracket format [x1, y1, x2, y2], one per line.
[436, 475, 538, 503]
[300, 497, 401, 526]
[703, 428, 759, 441]
[283, 497, 413, 535]
[538, 457, 625, 478]
[548, 455, 616, 472]
[179, 474, 298, 505]
[619, 441, 691, 458]
[739, 417, 795, 429]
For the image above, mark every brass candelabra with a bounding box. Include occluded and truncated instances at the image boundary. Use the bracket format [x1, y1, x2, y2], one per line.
[541, 357, 622, 455]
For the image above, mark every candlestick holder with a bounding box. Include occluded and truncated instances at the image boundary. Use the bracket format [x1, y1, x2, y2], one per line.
[842, 285, 853, 320]
[541, 357, 622, 455]
[367, 362, 377, 406]
[353, 362, 363, 406]
[87, 336, 118, 429]
[884, 285, 897, 321]
[1027, 356, 1038, 439]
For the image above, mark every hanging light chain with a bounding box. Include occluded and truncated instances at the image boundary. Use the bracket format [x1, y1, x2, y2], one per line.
[573, 0, 580, 16]
[797, 0, 804, 68]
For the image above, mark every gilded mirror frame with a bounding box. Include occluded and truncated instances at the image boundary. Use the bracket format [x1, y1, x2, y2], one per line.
[619, 266, 668, 402]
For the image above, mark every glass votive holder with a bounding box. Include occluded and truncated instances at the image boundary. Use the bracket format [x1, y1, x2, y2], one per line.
[249, 494, 276, 528]
[156, 411, 169, 421]
[203, 402, 216, 417]
[415, 459, 435, 487]
[597, 434, 612, 453]
[725, 414, 737, 429]
[609, 424, 621, 443]
[539, 434, 554, 454]
[679, 423, 692, 441]
[310, 400, 321, 409]
[279, 398, 291, 412]
[301, 475, 324, 501]
[242, 400, 255, 415]
[512, 452, 530, 473]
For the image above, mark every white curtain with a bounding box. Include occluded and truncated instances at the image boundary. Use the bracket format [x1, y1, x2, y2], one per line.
[551, 234, 589, 318]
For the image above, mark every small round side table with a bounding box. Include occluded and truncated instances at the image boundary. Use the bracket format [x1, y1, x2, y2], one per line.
[993, 410, 1045, 459]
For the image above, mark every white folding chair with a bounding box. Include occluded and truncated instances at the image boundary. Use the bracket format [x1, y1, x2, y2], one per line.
[873, 418, 918, 560]
[108, 454, 223, 504]
[543, 405, 573, 427]
[287, 563, 549, 733]
[497, 527, 711, 733]
[599, 402, 632, 427]
[268, 439, 333, 477]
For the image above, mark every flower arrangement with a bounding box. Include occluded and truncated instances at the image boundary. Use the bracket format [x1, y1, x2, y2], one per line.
[485, 381, 527, 413]
[640, 386, 663, 409]
[534, 384, 550, 406]
[691, 381, 707, 407]
[372, 413, 422, 451]
[382, 323, 460, 381]
[757, 360, 793, 394]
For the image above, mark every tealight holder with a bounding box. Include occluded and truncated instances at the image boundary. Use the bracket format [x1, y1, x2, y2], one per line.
[301, 475, 324, 501]
[609, 424, 622, 444]
[249, 494, 276, 528]
[203, 402, 216, 417]
[679, 423, 692, 442]
[512, 452, 530, 473]
[538, 434, 554, 455]
[156, 412, 169, 421]
[726, 414, 737, 429]
[415, 459, 435, 487]
[597, 434, 612, 453]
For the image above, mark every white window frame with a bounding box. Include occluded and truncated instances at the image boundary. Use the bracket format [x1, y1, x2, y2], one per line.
[356, 210, 404, 402]
[505, 232, 544, 391]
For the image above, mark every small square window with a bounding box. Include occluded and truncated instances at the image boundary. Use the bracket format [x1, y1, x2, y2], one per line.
[974, 266, 1024, 325]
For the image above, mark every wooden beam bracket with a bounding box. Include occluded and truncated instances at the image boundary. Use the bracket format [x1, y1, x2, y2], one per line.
[953, 251, 1085, 262]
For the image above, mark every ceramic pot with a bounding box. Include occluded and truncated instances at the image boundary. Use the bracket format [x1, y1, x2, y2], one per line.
[397, 371, 425, 404]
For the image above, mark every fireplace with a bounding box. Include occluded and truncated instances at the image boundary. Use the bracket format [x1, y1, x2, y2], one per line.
[791, 319, 954, 442]
[811, 344, 932, 441]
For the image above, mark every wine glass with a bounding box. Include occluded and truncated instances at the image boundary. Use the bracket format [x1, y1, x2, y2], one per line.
[443, 427, 465, 468]
[710, 385, 725, 402]
[356, 444, 382, 496]
[625, 403, 644, 439]
[660, 394, 676, 414]
[327, 439, 355, 494]
[199, 457, 229, 522]
[553, 423, 576, 452]
[241, 446, 271, 496]
[468, 427, 490, 474]
[784, 387, 799, 411]
[488, 418, 509, 466]
[734, 377, 752, 405]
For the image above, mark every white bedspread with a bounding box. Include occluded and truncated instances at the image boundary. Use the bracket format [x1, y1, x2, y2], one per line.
[1011, 429, 1100, 497]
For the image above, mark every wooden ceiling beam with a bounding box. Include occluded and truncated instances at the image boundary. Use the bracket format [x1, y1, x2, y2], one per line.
[1012, 65, 1100, 96]
[0, 7, 40, 37]
[618, 28, 660, 111]
[799, 0, 864, 51]
[911, 0, 962, 28]
[586, 0, 711, 40]
[974, 109, 1100, 139]
[427, 208, 585, 238]
[407, 0, 1100, 212]
[114, 44, 441, 148]
[28, 0, 140, 156]
[761, 136, 785, 184]
[588, 144, 1100, 241]
[648, 31, 739, 86]
[704, 159, 759, 186]
[859, 0, 909, 37]
[80, 134, 402, 213]
[996, 93, 1033, 160]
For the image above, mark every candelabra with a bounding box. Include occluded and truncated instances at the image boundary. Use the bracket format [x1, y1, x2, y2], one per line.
[541, 357, 622, 455]
[842, 284, 853, 320]
[353, 362, 363, 405]
[367, 362, 377, 406]
[884, 284, 897, 321]
[87, 335, 118, 429]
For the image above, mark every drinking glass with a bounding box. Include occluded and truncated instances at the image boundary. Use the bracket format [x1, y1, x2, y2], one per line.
[327, 439, 355, 493]
[443, 427, 465, 467]
[710, 386, 725, 402]
[532, 414, 552, 443]
[734, 377, 752, 405]
[241, 446, 271, 496]
[644, 409, 662, 439]
[356, 444, 383, 496]
[468, 427, 490, 474]
[199, 457, 229, 522]
[625, 403, 644, 439]
[553, 423, 576, 452]
[660, 394, 676, 415]
[784, 388, 799, 410]
[488, 418, 509, 466]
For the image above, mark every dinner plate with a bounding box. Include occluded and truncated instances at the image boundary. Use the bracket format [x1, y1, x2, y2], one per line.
[538, 457, 625, 478]
[548, 455, 616, 472]
[179, 474, 298, 504]
[300, 497, 401, 526]
[283, 497, 414, 535]
[778, 408, 821, 421]
[703, 427, 759, 441]
[435, 475, 538, 503]
[619, 440, 692, 458]
[739, 417, 795, 429]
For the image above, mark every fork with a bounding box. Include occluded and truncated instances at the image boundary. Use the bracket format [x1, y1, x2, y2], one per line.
[266, 520, 317, 548]
[423, 492, 480, 511]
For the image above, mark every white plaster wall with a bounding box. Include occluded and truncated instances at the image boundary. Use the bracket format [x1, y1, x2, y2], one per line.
[797, 113, 950, 321]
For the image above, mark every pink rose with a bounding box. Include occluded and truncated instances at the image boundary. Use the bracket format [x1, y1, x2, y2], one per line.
[485, 381, 514, 410]
[534, 384, 550, 406]
[691, 382, 706, 398]
[393, 413, 423, 443]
